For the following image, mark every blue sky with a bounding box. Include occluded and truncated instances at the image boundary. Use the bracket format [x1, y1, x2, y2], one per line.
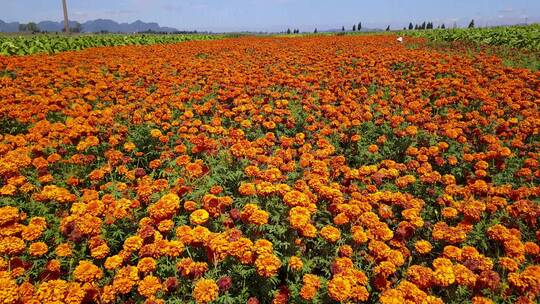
[2, 0, 538, 32]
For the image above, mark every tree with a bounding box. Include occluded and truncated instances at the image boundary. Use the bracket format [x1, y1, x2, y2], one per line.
[468, 19, 475, 28]
[385, 25, 390, 31]
[352, 24, 356, 31]
[287, 28, 291, 34]
[71, 21, 82, 33]
[358, 22, 362, 31]
[342, 26, 345, 32]
[441, 23, 446, 29]
[19, 23, 39, 32]
[27, 22, 39, 32]
[314, 28, 318, 34]
[408, 22, 414, 30]
[421, 21, 426, 30]
[414, 24, 418, 30]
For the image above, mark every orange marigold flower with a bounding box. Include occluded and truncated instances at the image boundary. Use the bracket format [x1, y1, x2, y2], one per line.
[368, 144, 379, 153]
[254, 239, 273, 255]
[28, 242, 48, 256]
[249, 209, 269, 226]
[432, 266, 455, 287]
[289, 256, 303, 271]
[123, 235, 143, 252]
[471, 296, 494, 304]
[300, 274, 321, 300]
[104, 255, 124, 270]
[193, 278, 219, 304]
[320, 225, 341, 243]
[184, 200, 197, 212]
[351, 226, 368, 244]
[138, 275, 161, 298]
[148, 193, 180, 220]
[113, 266, 139, 294]
[238, 183, 257, 196]
[327, 275, 351, 302]
[414, 240, 432, 254]
[137, 257, 157, 273]
[55, 243, 73, 257]
[0, 206, 19, 226]
[283, 190, 310, 207]
[74, 260, 103, 282]
[255, 253, 281, 277]
[46, 259, 62, 272]
[0, 237, 25, 255]
[90, 243, 110, 260]
[0, 272, 18, 303]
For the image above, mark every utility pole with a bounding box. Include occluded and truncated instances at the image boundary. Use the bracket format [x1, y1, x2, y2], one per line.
[62, 0, 69, 33]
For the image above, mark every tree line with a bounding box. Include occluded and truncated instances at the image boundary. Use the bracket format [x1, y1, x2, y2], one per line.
[18, 22, 82, 33]
[286, 19, 476, 34]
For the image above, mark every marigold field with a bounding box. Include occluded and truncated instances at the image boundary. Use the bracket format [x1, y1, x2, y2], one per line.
[0, 35, 539, 304]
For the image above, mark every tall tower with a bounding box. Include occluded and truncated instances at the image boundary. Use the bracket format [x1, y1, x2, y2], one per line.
[62, 0, 69, 33]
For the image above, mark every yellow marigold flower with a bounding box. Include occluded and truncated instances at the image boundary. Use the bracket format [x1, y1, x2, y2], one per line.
[327, 275, 351, 302]
[123, 235, 143, 252]
[0, 272, 18, 304]
[289, 256, 303, 271]
[150, 129, 162, 138]
[0, 237, 25, 255]
[190, 209, 210, 225]
[104, 255, 124, 270]
[254, 239, 273, 255]
[255, 253, 282, 277]
[249, 209, 269, 226]
[193, 278, 219, 304]
[320, 225, 341, 243]
[74, 260, 103, 282]
[28, 242, 48, 256]
[238, 183, 256, 196]
[0, 206, 19, 227]
[414, 240, 433, 254]
[138, 275, 161, 298]
[432, 266, 455, 287]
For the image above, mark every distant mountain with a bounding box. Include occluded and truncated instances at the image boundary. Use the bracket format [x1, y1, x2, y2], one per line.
[0, 20, 19, 32]
[0, 19, 178, 33]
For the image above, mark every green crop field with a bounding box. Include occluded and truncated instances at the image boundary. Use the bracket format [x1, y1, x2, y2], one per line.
[404, 24, 540, 51]
[0, 33, 221, 56]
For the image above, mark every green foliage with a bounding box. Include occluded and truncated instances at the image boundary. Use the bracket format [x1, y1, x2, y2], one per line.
[404, 24, 540, 51]
[0, 33, 221, 56]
